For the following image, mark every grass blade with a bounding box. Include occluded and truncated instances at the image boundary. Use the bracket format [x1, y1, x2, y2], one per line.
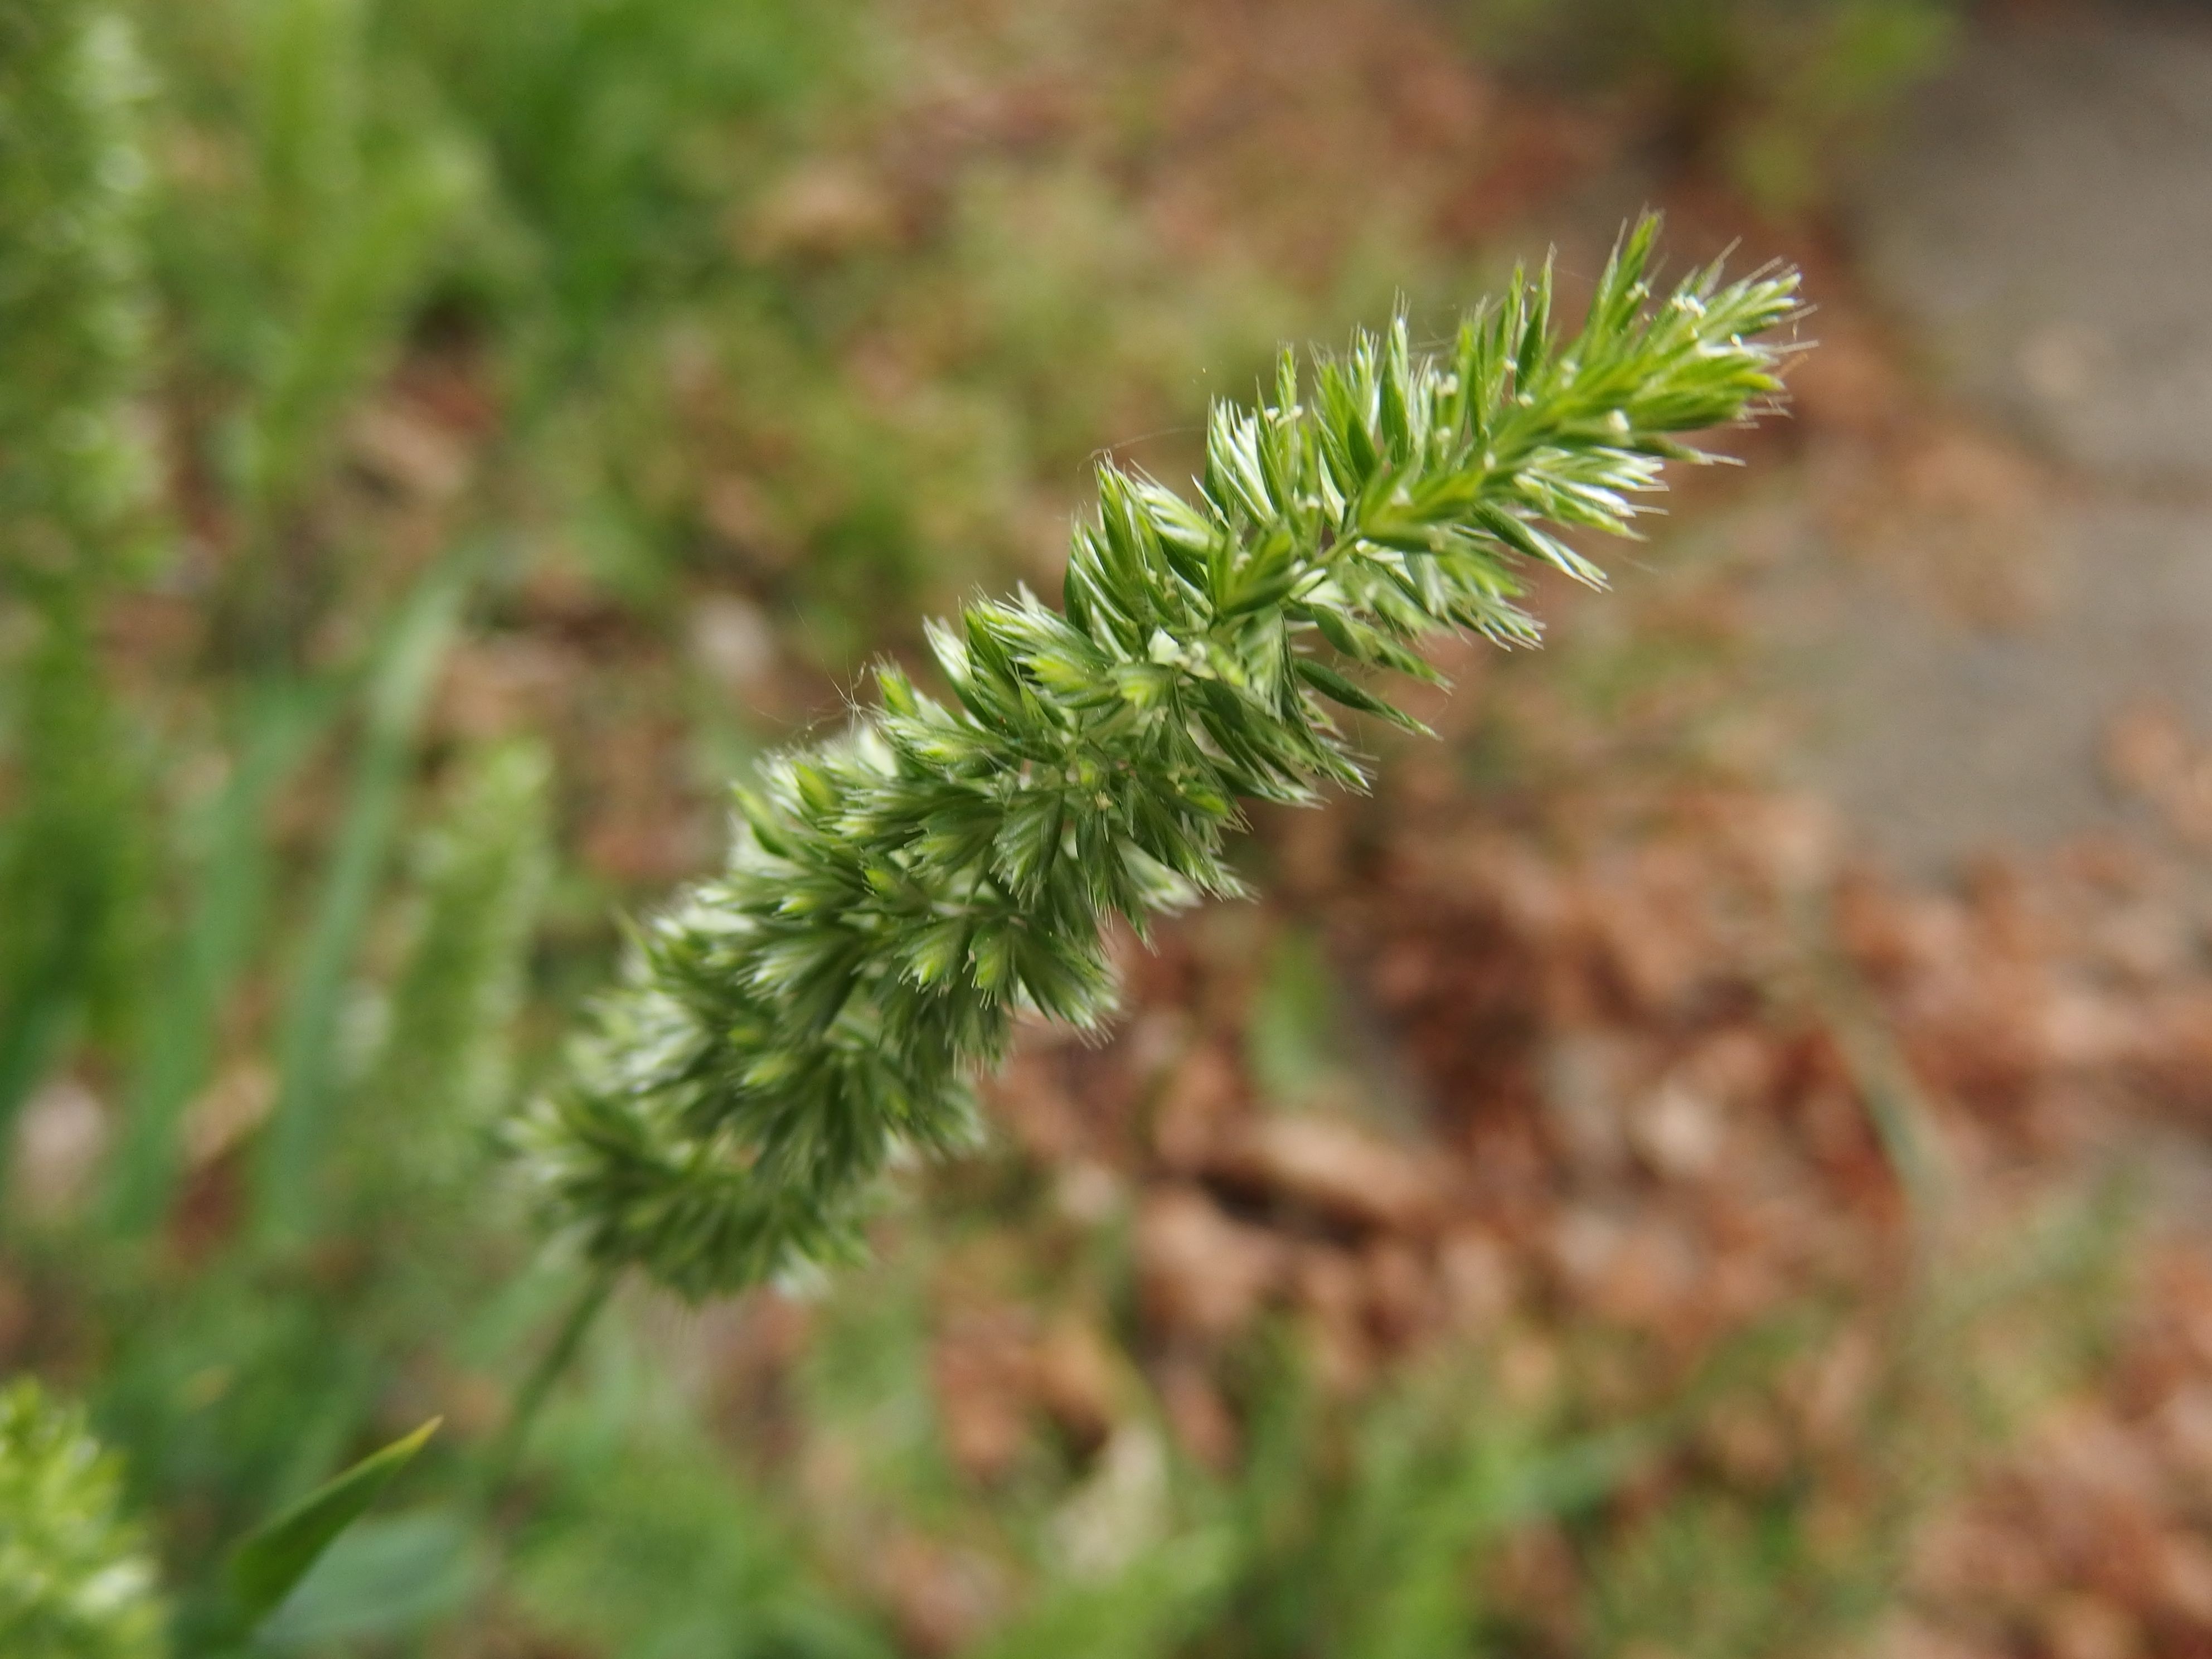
[227, 1417, 440, 1632]
[105, 684, 334, 1236]
[254, 562, 465, 1243]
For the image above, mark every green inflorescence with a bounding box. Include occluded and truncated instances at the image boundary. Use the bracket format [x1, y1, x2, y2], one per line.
[0, 0, 148, 565]
[0, 0, 156, 1146]
[0, 1380, 167, 1659]
[518, 217, 1801, 1298]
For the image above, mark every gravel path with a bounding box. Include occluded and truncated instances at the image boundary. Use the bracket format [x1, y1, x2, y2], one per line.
[1777, 4, 2212, 873]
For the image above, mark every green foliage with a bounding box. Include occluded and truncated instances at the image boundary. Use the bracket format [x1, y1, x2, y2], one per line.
[0, 610, 154, 1144]
[255, 565, 468, 1241]
[772, 1185, 2123, 1659]
[0, 0, 149, 561]
[520, 219, 1800, 1298]
[965, 1538, 1236, 1659]
[91, 1267, 385, 1623]
[224, 1417, 438, 1633]
[1582, 1493, 1884, 1659]
[134, 0, 476, 545]
[0, 1380, 167, 1659]
[347, 739, 553, 1220]
[104, 693, 333, 1236]
[85, 725, 554, 1635]
[0, 0, 551, 1602]
[0, 0, 156, 1146]
[515, 1432, 894, 1659]
[385, 0, 844, 362]
[0, 1380, 435, 1659]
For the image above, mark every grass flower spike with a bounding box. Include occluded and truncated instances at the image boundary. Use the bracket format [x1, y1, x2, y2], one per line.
[520, 217, 1802, 1298]
[0, 1381, 166, 1659]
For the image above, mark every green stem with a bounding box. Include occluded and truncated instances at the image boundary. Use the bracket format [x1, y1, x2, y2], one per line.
[481, 1266, 618, 1495]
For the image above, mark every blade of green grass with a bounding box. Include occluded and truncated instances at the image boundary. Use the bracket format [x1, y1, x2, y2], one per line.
[0, 601, 149, 1170]
[343, 737, 551, 1220]
[254, 561, 467, 1243]
[227, 1417, 439, 1633]
[105, 683, 336, 1236]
